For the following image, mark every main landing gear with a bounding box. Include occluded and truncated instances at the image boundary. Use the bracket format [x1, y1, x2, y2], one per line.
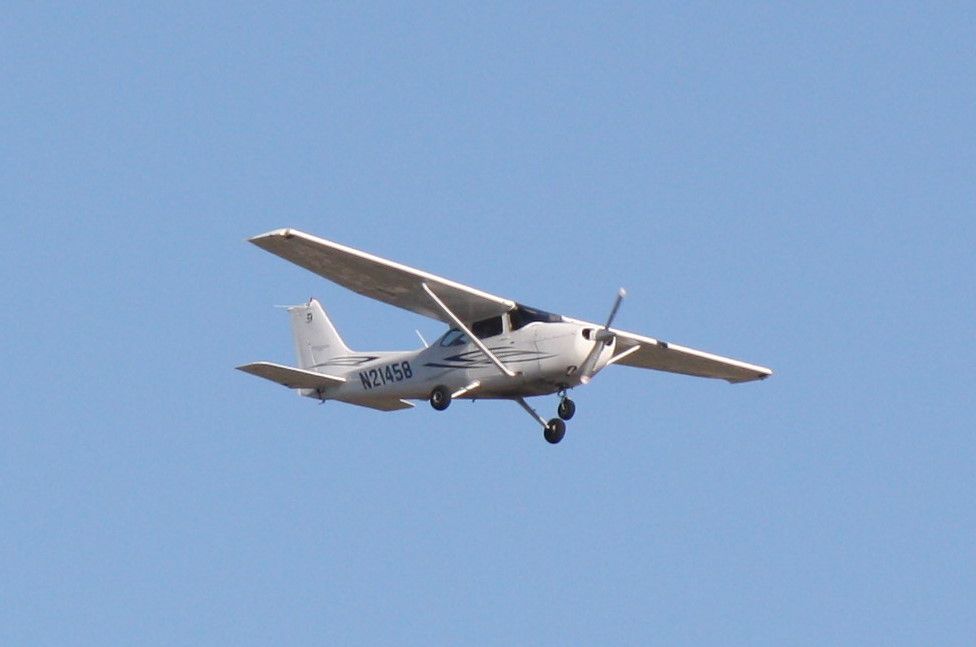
[516, 394, 577, 444]
[544, 418, 566, 444]
[429, 385, 451, 411]
[431, 386, 577, 445]
[548, 393, 574, 443]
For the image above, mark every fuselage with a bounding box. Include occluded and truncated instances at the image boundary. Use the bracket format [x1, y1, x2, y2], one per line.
[307, 321, 615, 407]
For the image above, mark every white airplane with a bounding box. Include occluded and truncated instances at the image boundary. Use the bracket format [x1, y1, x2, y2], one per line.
[238, 228, 772, 444]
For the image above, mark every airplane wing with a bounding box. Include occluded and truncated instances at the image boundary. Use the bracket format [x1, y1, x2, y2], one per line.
[608, 329, 772, 383]
[249, 228, 514, 323]
[236, 362, 346, 390]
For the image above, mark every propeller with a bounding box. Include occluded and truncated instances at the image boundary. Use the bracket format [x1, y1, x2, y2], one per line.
[578, 288, 626, 384]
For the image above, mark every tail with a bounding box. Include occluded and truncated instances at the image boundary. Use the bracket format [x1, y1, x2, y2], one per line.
[287, 299, 353, 370]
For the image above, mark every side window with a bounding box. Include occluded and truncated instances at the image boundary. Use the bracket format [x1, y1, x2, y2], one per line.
[508, 309, 523, 331]
[509, 304, 562, 331]
[471, 316, 503, 339]
[439, 329, 469, 347]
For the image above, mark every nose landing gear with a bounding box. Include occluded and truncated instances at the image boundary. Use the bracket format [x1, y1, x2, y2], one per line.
[557, 397, 575, 421]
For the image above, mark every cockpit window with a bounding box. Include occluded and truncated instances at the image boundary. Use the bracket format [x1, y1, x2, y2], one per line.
[471, 316, 503, 339]
[509, 304, 562, 331]
[439, 329, 469, 347]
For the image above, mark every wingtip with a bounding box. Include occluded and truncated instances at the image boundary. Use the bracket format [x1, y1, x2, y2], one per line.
[248, 228, 296, 244]
[724, 366, 773, 384]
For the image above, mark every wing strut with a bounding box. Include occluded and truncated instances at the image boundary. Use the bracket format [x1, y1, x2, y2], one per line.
[421, 282, 517, 378]
[606, 344, 641, 367]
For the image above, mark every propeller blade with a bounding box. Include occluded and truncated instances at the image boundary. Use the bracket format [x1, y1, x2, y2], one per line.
[603, 288, 627, 329]
[578, 341, 604, 384]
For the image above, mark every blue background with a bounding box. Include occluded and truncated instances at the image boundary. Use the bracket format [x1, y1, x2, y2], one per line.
[3, 4, 973, 644]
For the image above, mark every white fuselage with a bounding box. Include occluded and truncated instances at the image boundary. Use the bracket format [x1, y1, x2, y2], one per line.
[305, 321, 615, 407]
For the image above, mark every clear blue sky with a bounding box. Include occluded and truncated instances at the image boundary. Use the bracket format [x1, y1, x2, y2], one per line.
[3, 4, 974, 645]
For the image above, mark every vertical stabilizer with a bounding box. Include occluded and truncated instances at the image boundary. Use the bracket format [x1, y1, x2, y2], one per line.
[288, 299, 352, 370]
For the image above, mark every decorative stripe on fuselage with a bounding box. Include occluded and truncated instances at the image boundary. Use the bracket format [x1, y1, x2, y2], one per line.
[423, 347, 555, 369]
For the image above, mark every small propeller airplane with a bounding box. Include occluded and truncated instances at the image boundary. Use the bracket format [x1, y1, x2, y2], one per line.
[238, 228, 771, 444]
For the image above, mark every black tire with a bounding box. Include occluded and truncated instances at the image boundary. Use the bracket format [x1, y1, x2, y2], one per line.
[557, 398, 576, 421]
[429, 385, 451, 411]
[544, 418, 566, 444]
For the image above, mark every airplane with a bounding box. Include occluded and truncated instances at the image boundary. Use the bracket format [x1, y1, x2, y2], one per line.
[238, 228, 772, 444]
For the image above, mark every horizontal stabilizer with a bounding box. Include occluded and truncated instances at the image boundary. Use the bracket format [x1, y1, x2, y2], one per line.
[236, 362, 346, 390]
[344, 398, 415, 412]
